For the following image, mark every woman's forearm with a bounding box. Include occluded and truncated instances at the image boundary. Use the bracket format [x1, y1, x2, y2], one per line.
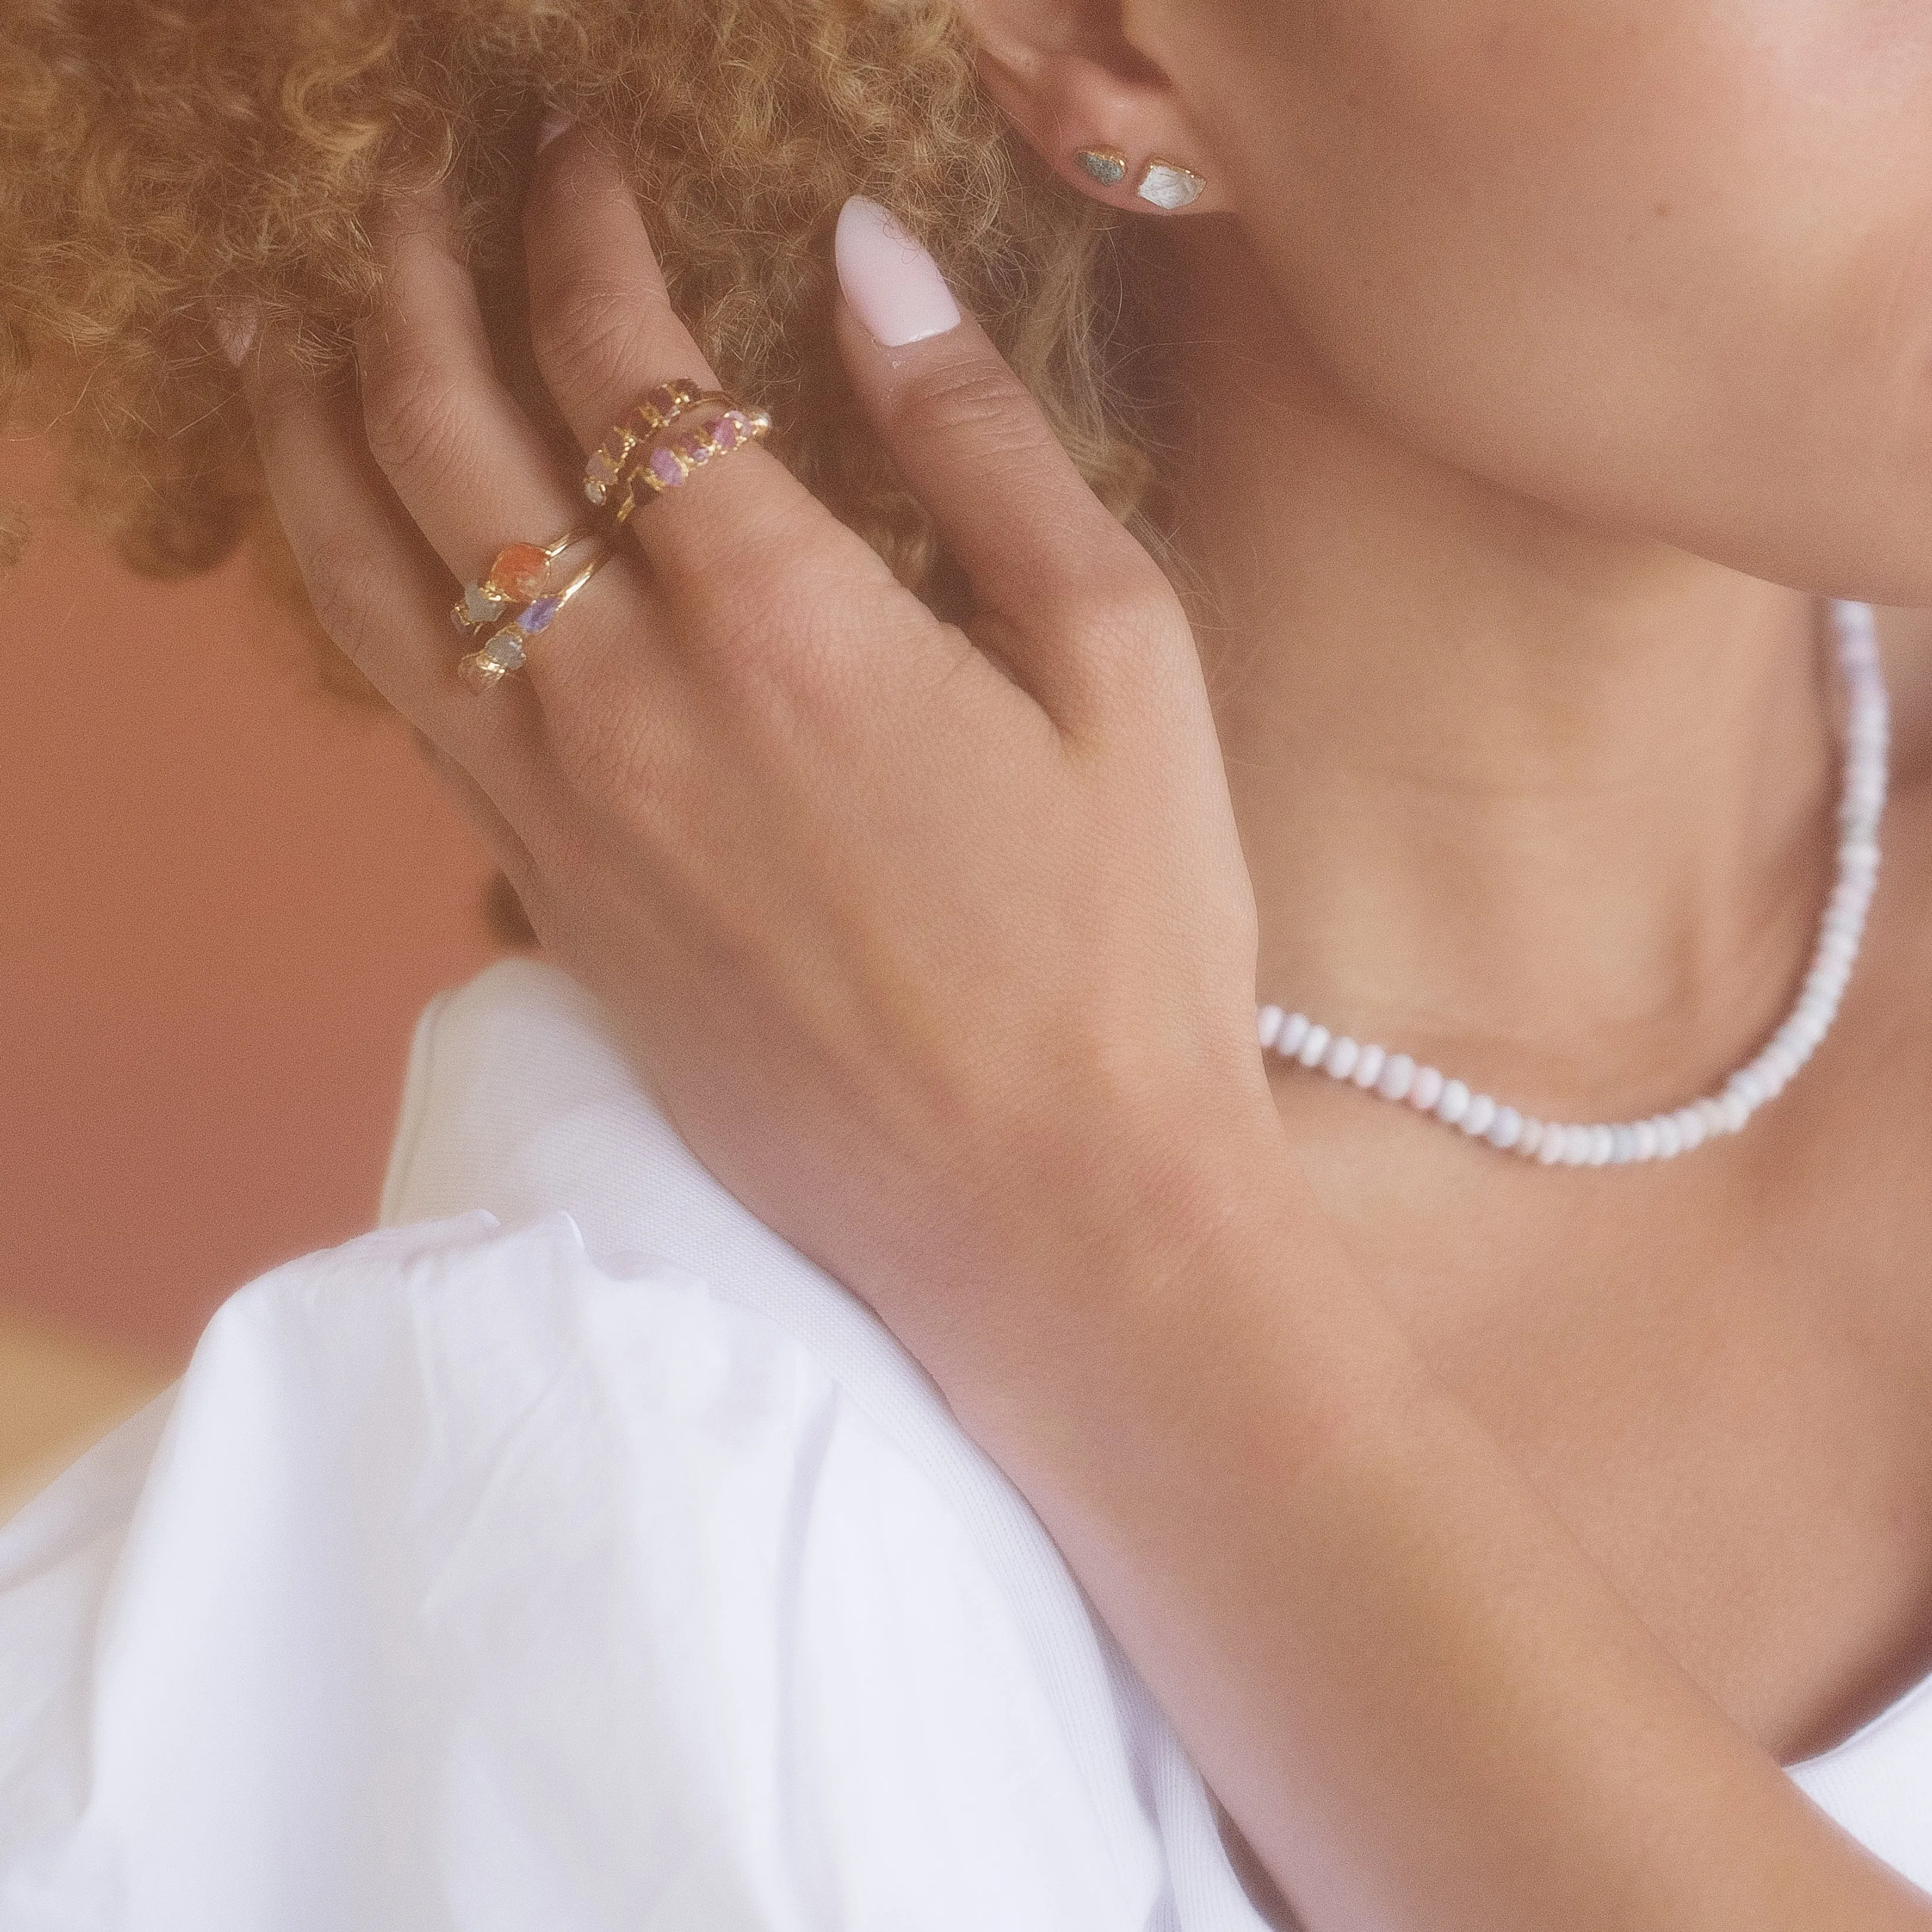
[944, 1115, 1931, 1932]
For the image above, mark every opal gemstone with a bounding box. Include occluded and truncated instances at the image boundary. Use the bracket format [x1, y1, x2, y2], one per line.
[1133, 159, 1205, 211]
[456, 652, 506, 693]
[648, 447, 687, 490]
[486, 543, 550, 601]
[516, 597, 561, 636]
[1075, 148, 1127, 186]
[462, 583, 506, 627]
[584, 450, 619, 506]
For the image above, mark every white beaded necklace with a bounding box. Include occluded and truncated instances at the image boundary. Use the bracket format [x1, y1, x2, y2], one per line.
[1256, 600, 1890, 1165]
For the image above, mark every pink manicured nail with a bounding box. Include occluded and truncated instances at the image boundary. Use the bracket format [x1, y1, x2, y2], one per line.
[536, 109, 572, 152]
[835, 196, 962, 348]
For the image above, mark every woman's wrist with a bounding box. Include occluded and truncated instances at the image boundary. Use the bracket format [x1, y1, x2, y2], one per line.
[919, 1082, 1409, 1486]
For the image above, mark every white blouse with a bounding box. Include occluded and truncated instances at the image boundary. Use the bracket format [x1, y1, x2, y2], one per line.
[0, 957, 1925, 1928]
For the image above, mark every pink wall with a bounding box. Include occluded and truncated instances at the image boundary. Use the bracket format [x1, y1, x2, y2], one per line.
[1, 466, 503, 1363]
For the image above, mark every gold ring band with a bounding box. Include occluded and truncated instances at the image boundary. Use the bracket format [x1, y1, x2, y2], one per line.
[605, 400, 774, 524]
[582, 379, 775, 524]
[450, 527, 602, 637]
[581, 378, 720, 510]
[456, 546, 610, 692]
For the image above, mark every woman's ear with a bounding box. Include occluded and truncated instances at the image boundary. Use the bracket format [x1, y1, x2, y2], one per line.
[954, 0, 1225, 214]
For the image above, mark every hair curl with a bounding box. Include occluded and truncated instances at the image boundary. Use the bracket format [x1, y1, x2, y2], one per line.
[1, 0, 1168, 704]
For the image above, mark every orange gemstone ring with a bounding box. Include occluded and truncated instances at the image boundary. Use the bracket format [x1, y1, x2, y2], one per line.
[450, 528, 611, 692]
[449, 526, 602, 638]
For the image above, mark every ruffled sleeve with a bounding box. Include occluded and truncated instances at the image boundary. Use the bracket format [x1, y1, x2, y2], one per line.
[0, 1211, 1155, 1931]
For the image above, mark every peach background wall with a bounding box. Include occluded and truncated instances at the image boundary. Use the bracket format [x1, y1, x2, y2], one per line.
[1, 447, 503, 1370]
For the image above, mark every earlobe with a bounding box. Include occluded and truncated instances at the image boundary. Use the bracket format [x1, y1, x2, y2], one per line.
[962, 4, 1216, 215]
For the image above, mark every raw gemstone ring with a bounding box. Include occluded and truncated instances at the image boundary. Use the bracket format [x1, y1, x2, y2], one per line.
[605, 398, 774, 523]
[455, 546, 611, 693]
[450, 528, 600, 638]
[581, 378, 725, 512]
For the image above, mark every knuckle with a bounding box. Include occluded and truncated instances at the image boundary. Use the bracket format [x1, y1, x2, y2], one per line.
[1058, 559, 1183, 652]
[299, 535, 394, 676]
[361, 351, 473, 498]
[896, 361, 1044, 454]
[532, 272, 660, 403]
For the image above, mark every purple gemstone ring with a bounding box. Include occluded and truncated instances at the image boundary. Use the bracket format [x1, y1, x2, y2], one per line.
[586, 384, 774, 526]
[456, 545, 611, 694]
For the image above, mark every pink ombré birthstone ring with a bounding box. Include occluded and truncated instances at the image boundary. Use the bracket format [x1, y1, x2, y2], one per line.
[582, 380, 775, 525]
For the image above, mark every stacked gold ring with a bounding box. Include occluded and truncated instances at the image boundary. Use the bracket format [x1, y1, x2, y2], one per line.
[581, 378, 774, 525]
[453, 533, 611, 692]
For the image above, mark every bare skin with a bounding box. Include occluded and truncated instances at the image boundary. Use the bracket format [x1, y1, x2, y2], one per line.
[972, 0, 1932, 1769]
[230, 0, 1932, 1921]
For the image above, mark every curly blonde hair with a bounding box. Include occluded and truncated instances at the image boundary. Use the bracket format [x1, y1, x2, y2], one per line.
[1, 0, 1167, 702]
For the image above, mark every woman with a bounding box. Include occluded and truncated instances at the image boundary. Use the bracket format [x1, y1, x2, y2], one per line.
[1, 0, 1929, 1924]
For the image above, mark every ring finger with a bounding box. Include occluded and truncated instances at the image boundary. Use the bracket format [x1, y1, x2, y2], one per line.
[354, 176, 647, 705]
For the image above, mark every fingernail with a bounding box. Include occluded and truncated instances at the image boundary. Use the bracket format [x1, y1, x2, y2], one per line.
[835, 195, 961, 348]
[536, 109, 571, 153]
[214, 304, 258, 367]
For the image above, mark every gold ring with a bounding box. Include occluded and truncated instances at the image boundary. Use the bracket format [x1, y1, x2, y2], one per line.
[450, 528, 601, 637]
[456, 546, 610, 692]
[604, 398, 774, 524]
[581, 379, 718, 510]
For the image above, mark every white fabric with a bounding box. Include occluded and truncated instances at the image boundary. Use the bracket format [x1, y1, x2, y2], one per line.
[0, 957, 1925, 1929]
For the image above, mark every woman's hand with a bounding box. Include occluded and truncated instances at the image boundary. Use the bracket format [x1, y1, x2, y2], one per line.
[237, 129, 1279, 1384]
[234, 131, 1932, 1932]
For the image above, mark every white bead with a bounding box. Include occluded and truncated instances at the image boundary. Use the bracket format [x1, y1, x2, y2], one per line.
[1245, 607, 1884, 1171]
[1377, 1053, 1416, 1102]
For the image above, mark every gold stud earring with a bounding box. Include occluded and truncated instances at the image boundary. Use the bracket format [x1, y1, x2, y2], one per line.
[1132, 157, 1206, 210]
[1073, 146, 1128, 188]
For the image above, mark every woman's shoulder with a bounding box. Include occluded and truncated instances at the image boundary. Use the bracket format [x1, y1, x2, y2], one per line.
[0, 965, 1187, 1928]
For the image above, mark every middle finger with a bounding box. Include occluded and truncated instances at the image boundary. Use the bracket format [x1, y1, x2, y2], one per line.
[522, 126, 846, 608]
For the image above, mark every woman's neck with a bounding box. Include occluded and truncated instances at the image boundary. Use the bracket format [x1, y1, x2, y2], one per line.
[1142, 224, 1836, 1112]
